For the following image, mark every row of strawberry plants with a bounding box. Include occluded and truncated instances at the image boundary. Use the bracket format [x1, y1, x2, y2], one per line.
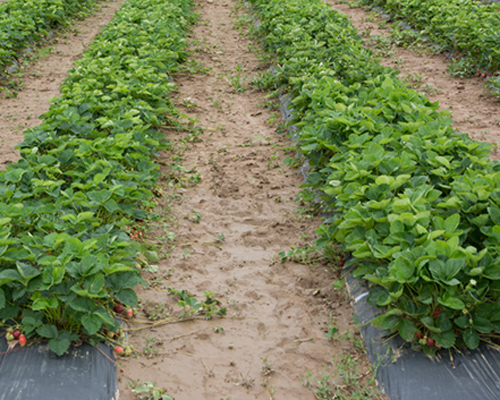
[0, 0, 101, 71]
[0, 0, 194, 355]
[250, 0, 500, 356]
[357, 0, 500, 74]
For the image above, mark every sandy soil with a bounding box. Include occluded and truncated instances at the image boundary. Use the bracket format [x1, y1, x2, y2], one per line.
[115, 1, 373, 399]
[324, 0, 500, 161]
[0, 0, 127, 167]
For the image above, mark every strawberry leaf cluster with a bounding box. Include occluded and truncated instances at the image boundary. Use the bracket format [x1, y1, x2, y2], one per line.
[0, 0, 100, 71]
[249, 0, 500, 356]
[0, 0, 194, 355]
[359, 0, 500, 74]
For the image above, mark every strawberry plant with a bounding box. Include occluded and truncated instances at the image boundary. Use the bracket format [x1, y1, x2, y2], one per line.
[358, 0, 500, 74]
[0, 0, 195, 355]
[486, 75, 500, 99]
[0, 0, 102, 72]
[248, 0, 500, 356]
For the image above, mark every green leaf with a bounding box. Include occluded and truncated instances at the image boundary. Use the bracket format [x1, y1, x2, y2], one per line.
[398, 318, 417, 341]
[114, 288, 138, 306]
[488, 206, 500, 225]
[437, 296, 465, 310]
[444, 214, 460, 232]
[454, 315, 469, 328]
[49, 337, 71, 357]
[144, 250, 160, 263]
[4, 169, 26, 183]
[37, 324, 58, 339]
[0, 217, 11, 227]
[32, 297, 59, 311]
[87, 273, 105, 295]
[69, 297, 95, 313]
[463, 328, 480, 349]
[434, 330, 455, 348]
[371, 309, 402, 329]
[473, 316, 494, 333]
[389, 256, 415, 283]
[81, 313, 102, 335]
[17, 262, 41, 281]
[87, 190, 112, 204]
[0, 288, 5, 309]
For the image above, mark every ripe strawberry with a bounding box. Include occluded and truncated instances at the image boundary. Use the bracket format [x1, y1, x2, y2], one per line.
[481, 73, 486, 79]
[18, 335, 27, 347]
[12, 330, 21, 340]
[339, 259, 345, 267]
[114, 346, 124, 355]
[415, 331, 423, 339]
[433, 309, 442, 321]
[113, 304, 124, 314]
[125, 309, 134, 318]
[6, 332, 14, 341]
[426, 338, 435, 348]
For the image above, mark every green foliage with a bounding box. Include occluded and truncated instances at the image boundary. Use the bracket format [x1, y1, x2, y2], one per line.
[0, 0, 195, 355]
[360, 0, 500, 73]
[0, 0, 99, 71]
[249, 0, 500, 354]
[168, 288, 227, 318]
[486, 75, 500, 99]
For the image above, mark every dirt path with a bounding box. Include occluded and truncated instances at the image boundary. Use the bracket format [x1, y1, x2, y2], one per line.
[0, 0, 126, 166]
[323, 0, 500, 161]
[116, 1, 375, 399]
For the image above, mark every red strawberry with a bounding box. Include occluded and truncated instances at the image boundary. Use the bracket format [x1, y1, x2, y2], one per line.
[18, 335, 27, 347]
[426, 338, 435, 348]
[125, 309, 134, 318]
[433, 309, 442, 321]
[339, 259, 345, 267]
[12, 330, 21, 340]
[415, 331, 423, 339]
[114, 346, 124, 355]
[113, 304, 124, 314]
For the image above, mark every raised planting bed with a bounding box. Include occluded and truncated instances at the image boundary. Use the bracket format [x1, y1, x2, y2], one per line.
[0, 0, 103, 73]
[0, 0, 194, 356]
[248, 0, 500, 395]
[358, 0, 500, 75]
